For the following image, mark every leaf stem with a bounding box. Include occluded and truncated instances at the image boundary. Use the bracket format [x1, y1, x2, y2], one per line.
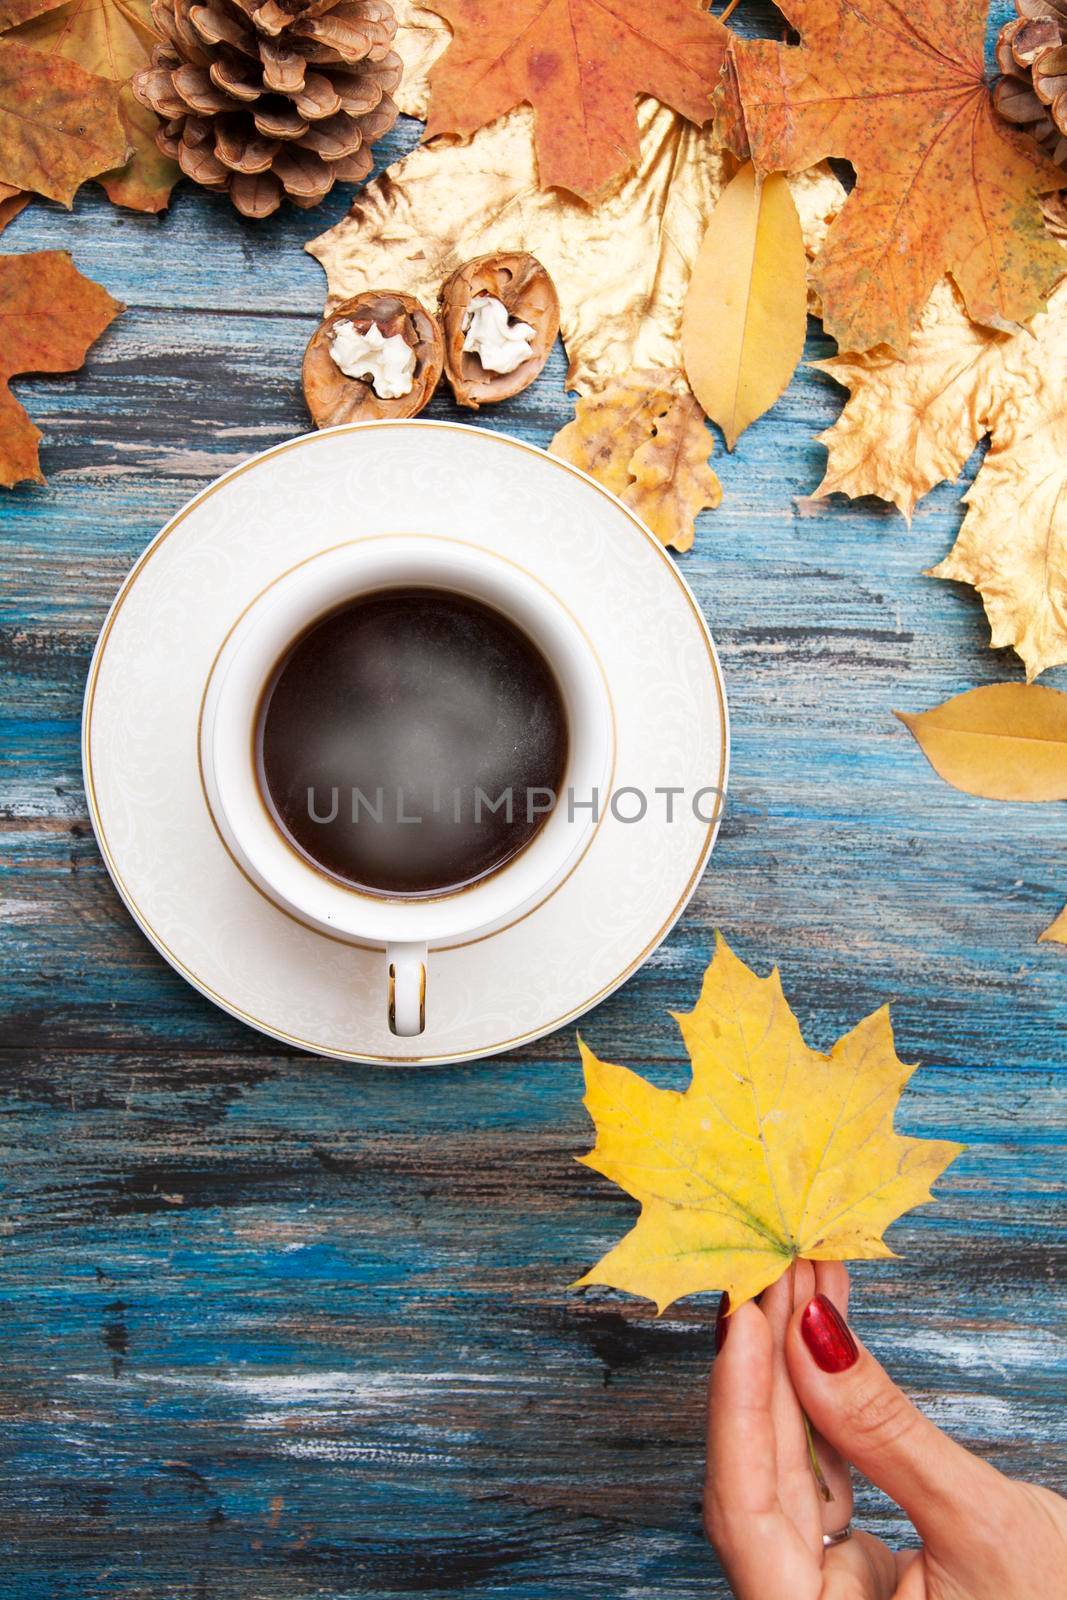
[789, 1259, 833, 1503]
[804, 1411, 834, 1503]
[718, 0, 742, 21]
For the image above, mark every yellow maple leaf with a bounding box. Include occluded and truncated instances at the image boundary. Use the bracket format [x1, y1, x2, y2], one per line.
[575, 936, 963, 1314]
[550, 370, 721, 551]
[814, 275, 1067, 681]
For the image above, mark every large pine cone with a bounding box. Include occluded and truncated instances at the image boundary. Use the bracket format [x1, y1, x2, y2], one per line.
[132, 0, 401, 218]
[994, 0, 1067, 169]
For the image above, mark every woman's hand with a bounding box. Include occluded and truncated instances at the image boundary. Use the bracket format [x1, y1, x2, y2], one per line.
[704, 1261, 1067, 1599]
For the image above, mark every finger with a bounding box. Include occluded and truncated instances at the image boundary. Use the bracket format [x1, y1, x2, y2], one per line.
[895, 1549, 922, 1583]
[707, 1298, 779, 1520]
[814, 1259, 849, 1319]
[822, 1530, 898, 1600]
[785, 1290, 1002, 1547]
[706, 1297, 819, 1600]
[759, 1263, 823, 1553]
[808, 1262, 854, 1527]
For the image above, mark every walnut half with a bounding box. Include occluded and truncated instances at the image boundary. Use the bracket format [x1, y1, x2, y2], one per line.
[302, 291, 444, 427]
[439, 253, 560, 410]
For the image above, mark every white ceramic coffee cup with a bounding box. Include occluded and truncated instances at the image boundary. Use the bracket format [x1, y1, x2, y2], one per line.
[199, 537, 613, 1037]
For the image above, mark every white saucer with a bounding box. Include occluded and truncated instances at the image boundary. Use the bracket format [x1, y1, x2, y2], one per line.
[83, 422, 729, 1064]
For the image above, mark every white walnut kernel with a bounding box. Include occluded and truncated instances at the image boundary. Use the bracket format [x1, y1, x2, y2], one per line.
[329, 320, 417, 399]
[461, 295, 536, 375]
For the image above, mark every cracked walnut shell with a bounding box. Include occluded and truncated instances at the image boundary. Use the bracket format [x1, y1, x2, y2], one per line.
[439, 253, 560, 409]
[302, 290, 443, 425]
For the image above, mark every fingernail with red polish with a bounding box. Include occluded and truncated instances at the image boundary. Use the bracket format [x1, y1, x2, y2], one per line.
[715, 1291, 730, 1353]
[801, 1294, 858, 1373]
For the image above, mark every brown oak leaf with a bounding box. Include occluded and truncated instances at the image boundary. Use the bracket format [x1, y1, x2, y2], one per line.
[421, 0, 728, 199]
[814, 275, 1067, 681]
[390, 0, 446, 118]
[550, 370, 722, 551]
[0, 249, 122, 487]
[0, 37, 126, 203]
[6, 0, 178, 212]
[731, 0, 1066, 355]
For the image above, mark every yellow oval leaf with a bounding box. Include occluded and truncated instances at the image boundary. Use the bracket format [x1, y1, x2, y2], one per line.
[1039, 904, 1067, 945]
[681, 162, 808, 451]
[896, 683, 1067, 801]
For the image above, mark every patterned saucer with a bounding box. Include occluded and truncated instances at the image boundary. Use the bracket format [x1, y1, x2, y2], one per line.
[83, 422, 729, 1064]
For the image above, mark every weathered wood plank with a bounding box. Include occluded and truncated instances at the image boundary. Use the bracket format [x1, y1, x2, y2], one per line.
[1, 1, 1065, 1589]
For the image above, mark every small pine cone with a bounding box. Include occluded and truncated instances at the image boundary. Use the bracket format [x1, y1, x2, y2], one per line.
[132, 0, 401, 218]
[993, 0, 1067, 171]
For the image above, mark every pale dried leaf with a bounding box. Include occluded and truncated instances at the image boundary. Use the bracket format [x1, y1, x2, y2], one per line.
[813, 278, 1007, 525]
[390, 0, 449, 118]
[790, 160, 848, 319]
[815, 269, 1067, 679]
[932, 289, 1067, 680]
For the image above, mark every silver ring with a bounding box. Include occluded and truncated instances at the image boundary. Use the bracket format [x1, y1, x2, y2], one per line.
[823, 1524, 853, 1548]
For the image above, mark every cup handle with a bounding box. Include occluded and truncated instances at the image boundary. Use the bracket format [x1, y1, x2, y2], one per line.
[387, 941, 427, 1037]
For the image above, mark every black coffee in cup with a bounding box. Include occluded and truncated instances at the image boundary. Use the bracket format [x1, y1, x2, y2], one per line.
[256, 586, 569, 897]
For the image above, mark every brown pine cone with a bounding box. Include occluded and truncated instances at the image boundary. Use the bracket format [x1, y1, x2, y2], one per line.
[994, 0, 1067, 170]
[132, 0, 401, 218]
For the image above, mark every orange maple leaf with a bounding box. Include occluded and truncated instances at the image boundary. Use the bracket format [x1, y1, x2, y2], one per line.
[0, 179, 28, 233]
[0, 249, 122, 487]
[422, 0, 728, 199]
[5, 0, 179, 214]
[0, 37, 126, 205]
[731, 0, 1065, 355]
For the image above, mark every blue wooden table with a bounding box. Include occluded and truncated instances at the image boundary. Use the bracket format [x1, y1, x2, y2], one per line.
[2, 12, 1065, 1591]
